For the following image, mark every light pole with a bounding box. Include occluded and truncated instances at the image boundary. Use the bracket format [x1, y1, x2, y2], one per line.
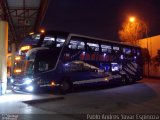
[128, 16, 150, 77]
[128, 16, 139, 45]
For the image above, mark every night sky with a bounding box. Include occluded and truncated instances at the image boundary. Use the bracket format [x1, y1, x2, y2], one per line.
[42, 0, 160, 41]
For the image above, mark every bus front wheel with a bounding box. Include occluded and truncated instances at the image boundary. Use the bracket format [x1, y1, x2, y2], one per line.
[128, 76, 135, 84]
[59, 80, 72, 94]
[121, 76, 127, 85]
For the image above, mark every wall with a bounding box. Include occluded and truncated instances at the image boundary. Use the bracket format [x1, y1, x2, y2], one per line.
[139, 35, 160, 78]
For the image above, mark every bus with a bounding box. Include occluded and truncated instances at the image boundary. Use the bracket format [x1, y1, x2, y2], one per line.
[12, 31, 143, 93]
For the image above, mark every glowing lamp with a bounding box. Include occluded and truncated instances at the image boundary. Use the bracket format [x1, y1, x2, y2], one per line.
[15, 56, 21, 61]
[129, 17, 135, 23]
[105, 78, 109, 82]
[40, 29, 45, 33]
[20, 46, 31, 51]
[14, 69, 22, 73]
[51, 81, 55, 86]
[25, 86, 34, 92]
[29, 32, 34, 35]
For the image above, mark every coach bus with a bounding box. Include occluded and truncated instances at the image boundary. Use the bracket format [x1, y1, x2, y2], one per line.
[12, 31, 143, 93]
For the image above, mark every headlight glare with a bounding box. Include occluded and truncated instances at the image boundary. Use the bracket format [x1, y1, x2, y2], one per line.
[25, 86, 34, 92]
[23, 78, 33, 84]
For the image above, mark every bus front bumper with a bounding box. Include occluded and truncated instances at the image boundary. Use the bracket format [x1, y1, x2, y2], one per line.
[12, 83, 60, 93]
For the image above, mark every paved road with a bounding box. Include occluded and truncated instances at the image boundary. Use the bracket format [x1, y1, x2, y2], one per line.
[0, 78, 160, 120]
[30, 78, 160, 114]
[28, 78, 160, 120]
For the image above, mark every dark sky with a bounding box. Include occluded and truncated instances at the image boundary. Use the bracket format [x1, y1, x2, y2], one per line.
[42, 0, 160, 41]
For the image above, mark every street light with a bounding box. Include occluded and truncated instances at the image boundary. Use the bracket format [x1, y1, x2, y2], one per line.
[128, 16, 138, 44]
[129, 17, 135, 23]
[128, 16, 150, 77]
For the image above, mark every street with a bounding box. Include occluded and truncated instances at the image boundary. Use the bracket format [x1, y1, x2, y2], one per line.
[0, 78, 160, 120]
[31, 78, 160, 114]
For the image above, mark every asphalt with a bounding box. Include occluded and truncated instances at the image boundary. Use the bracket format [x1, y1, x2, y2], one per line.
[0, 78, 160, 120]
[0, 92, 64, 114]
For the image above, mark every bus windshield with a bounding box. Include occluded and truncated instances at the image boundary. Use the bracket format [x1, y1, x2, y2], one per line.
[13, 59, 34, 76]
[13, 60, 26, 75]
[25, 60, 34, 75]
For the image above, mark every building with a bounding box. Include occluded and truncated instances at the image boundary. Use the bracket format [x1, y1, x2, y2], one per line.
[139, 35, 160, 78]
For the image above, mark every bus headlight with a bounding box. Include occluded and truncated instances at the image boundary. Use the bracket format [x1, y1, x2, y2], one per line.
[10, 78, 14, 83]
[23, 78, 33, 84]
[25, 86, 34, 92]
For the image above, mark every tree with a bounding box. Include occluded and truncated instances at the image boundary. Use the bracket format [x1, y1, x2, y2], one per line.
[119, 19, 146, 45]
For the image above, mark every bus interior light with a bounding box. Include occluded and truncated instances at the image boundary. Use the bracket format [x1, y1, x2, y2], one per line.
[120, 55, 124, 60]
[105, 78, 109, 82]
[20, 46, 31, 51]
[14, 69, 22, 73]
[15, 56, 21, 61]
[64, 63, 69, 66]
[29, 32, 34, 35]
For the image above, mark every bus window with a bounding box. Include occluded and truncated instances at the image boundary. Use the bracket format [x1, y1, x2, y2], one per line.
[36, 55, 55, 73]
[111, 63, 119, 72]
[123, 47, 131, 55]
[42, 36, 65, 48]
[87, 42, 99, 52]
[56, 38, 65, 47]
[42, 36, 55, 47]
[113, 46, 120, 53]
[132, 48, 137, 54]
[100, 63, 111, 72]
[25, 61, 34, 75]
[137, 49, 140, 56]
[101, 44, 112, 53]
[68, 40, 85, 50]
[112, 46, 120, 61]
[38, 61, 49, 72]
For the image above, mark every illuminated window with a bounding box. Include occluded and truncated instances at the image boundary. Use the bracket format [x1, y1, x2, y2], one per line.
[113, 46, 119, 51]
[123, 48, 131, 54]
[42, 36, 55, 46]
[42, 36, 65, 47]
[56, 38, 65, 47]
[111, 63, 119, 72]
[101, 44, 112, 53]
[69, 40, 85, 50]
[87, 42, 99, 52]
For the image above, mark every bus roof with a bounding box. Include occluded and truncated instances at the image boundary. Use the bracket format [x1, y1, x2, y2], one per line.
[22, 30, 140, 49]
[69, 33, 140, 48]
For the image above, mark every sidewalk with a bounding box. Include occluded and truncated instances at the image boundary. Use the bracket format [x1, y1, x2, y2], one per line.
[0, 92, 64, 114]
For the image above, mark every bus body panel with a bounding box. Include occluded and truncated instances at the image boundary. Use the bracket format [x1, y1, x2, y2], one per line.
[12, 32, 143, 92]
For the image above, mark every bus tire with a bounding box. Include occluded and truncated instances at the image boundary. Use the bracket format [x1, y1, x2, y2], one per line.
[128, 76, 135, 84]
[121, 76, 127, 85]
[59, 80, 72, 94]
